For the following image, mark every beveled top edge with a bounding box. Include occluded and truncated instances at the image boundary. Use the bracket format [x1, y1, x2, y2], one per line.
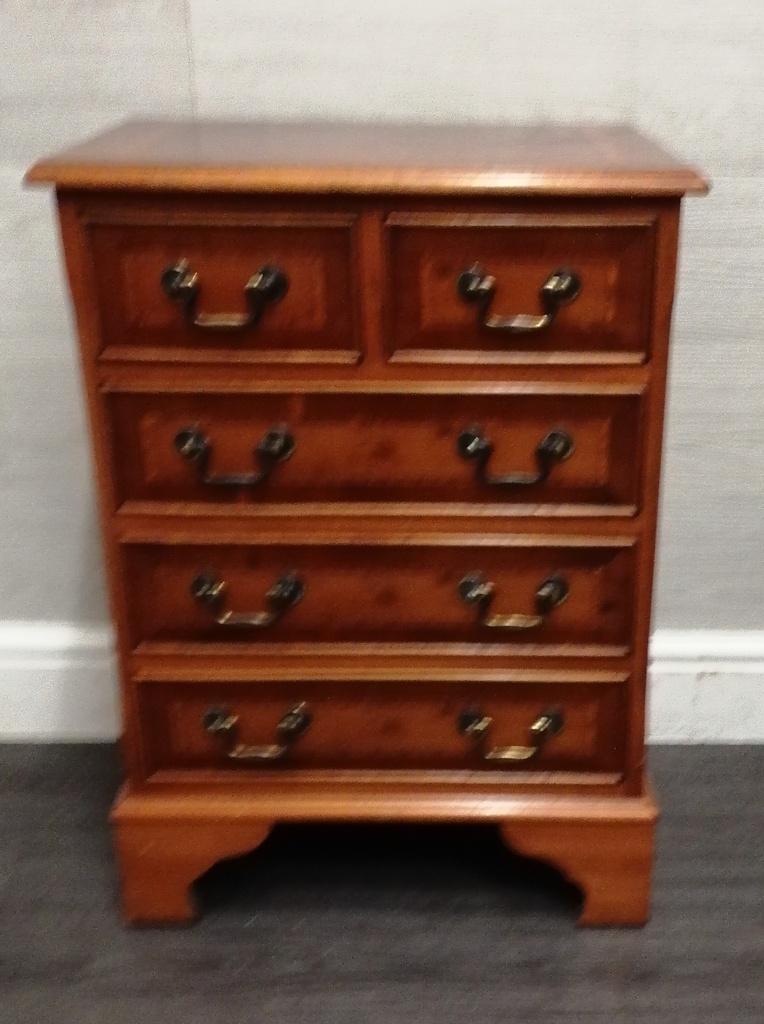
[25, 119, 710, 197]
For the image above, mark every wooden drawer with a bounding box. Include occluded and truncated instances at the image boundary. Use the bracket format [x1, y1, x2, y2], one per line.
[385, 213, 656, 363]
[109, 389, 643, 512]
[124, 539, 636, 653]
[85, 209, 361, 360]
[138, 679, 627, 775]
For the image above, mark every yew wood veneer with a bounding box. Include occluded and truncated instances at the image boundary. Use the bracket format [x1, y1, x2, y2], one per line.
[27, 121, 708, 927]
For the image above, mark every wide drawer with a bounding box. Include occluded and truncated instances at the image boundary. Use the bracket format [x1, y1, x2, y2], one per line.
[385, 213, 656, 363]
[109, 390, 643, 511]
[138, 679, 626, 774]
[124, 539, 636, 652]
[85, 209, 361, 359]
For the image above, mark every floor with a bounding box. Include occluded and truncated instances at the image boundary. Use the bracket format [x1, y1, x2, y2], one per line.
[0, 746, 762, 1023]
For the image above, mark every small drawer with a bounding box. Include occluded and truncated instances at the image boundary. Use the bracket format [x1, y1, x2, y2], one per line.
[138, 679, 627, 775]
[85, 206, 361, 360]
[109, 389, 643, 512]
[124, 538, 636, 653]
[385, 213, 656, 363]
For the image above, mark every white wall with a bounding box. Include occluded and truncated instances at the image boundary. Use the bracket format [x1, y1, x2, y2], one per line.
[1, 2, 763, 737]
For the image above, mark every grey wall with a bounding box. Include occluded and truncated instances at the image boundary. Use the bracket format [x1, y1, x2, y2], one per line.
[1, 0, 762, 629]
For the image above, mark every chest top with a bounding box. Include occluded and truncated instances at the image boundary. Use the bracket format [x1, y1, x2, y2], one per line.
[26, 120, 707, 197]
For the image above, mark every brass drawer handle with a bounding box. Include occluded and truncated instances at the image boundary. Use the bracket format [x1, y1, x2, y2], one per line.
[458, 572, 568, 630]
[457, 426, 574, 486]
[160, 260, 288, 331]
[458, 707, 564, 761]
[174, 424, 295, 487]
[190, 571, 304, 628]
[203, 702, 312, 761]
[457, 264, 580, 334]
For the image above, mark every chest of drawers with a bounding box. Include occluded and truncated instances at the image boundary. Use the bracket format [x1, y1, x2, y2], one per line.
[28, 121, 707, 926]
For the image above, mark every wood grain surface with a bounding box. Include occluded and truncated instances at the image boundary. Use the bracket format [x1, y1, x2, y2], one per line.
[26, 121, 709, 195]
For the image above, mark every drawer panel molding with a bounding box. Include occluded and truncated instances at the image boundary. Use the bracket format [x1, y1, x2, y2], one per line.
[138, 679, 627, 775]
[124, 539, 637, 652]
[85, 208, 362, 361]
[108, 389, 644, 511]
[385, 212, 657, 363]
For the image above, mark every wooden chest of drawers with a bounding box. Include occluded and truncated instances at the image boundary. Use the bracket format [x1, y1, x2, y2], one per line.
[28, 121, 707, 926]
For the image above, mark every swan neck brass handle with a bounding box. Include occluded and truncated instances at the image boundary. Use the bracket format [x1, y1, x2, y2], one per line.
[160, 260, 288, 331]
[458, 707, 564, 761]
[190, 571, 304, 628]
[457, 426, 574, 486]
[458, 572, 568, 630]
[174, 424, 295, 487]
[203, 703, 312, 761]
[457, 264, 580, 334]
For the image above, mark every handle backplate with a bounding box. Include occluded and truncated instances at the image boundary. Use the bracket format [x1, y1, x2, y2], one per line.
[203, 702, 312, 761]
[161, 260, 288, 331]
[174, 424, 295, 487]
[457, 264, 580, 334]
[458, 571, 568, 630]
[457, 426, 574, 486]
[457, 706, 564, 761]
[191, 571, 304, 628]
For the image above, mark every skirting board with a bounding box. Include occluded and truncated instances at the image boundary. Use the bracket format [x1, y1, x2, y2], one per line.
[0, 622, 763, 742]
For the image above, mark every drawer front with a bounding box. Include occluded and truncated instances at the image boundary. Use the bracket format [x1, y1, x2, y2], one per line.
[385, 215, 656, 362]
[125, 540, 636, 651]
[87, 213, 360, 357]
[139, 679, 626, 774]
[110, 390, 642, 510]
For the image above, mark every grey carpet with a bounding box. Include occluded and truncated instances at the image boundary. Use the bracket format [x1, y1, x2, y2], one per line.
[0, 745, 762, 1023]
